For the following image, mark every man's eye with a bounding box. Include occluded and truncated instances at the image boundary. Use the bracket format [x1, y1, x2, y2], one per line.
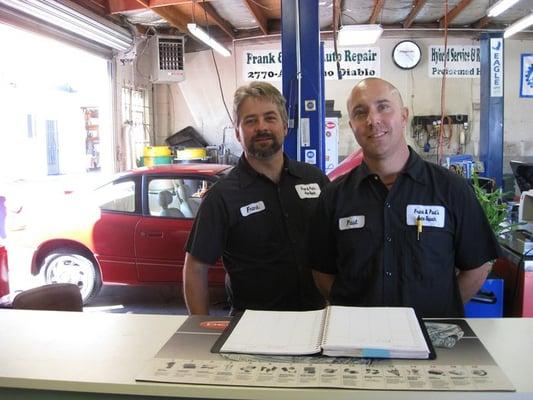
[378, 104, 390, 112]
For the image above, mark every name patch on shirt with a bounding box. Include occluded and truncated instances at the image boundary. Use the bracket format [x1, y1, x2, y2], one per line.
[406, 205, 445, 228]
[240, 201, 266, 217]
[339, 215, 365, 230]
[295, 183, 321, 199]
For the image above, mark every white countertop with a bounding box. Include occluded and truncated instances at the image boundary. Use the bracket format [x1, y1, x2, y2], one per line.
[0, 309, 531, 399]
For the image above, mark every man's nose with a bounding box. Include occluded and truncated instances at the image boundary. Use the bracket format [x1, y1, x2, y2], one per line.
[366, 109, 381, 126]
[256, 118, 268, 131]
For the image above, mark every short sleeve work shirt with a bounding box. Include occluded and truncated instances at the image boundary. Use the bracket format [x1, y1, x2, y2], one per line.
[309, 148, 500, 317]
[186, 154, 327, 312]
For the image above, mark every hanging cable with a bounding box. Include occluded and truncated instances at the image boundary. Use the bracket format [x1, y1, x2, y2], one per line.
[438, 0, 449, 165]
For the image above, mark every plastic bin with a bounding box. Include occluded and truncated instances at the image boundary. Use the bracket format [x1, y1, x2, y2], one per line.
[464, 278, 504, 318]
[143, 146, 172, 166]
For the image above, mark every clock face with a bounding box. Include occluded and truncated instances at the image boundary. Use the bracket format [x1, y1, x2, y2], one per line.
[392, 40, 421, 70]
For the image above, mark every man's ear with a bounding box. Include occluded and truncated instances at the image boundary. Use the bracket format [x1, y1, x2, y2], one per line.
[401, 106, 409, 127]
[235, 127, 242, 144]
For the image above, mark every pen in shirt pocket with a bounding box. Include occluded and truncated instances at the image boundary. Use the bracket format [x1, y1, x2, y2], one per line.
[416, 216, 423, 241]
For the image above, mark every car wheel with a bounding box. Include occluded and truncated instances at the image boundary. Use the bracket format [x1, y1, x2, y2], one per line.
[40, 249, 101, 304]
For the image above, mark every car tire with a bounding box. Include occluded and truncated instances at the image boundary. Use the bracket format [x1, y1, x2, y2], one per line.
[40, 249, 101, 304]
[442, 335, 457, 348]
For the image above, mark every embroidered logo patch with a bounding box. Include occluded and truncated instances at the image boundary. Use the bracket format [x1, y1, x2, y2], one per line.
[240, 201, 266, 217]
[339, 215, 365, 230]
[295, 183, 321, 199]
[406, 205, 445, 227]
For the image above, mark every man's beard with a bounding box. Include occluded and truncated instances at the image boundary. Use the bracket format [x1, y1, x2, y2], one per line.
[247, 132, 282, 159]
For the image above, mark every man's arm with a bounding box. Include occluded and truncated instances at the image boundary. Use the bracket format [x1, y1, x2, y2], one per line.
[312, 270, 335, 301]
[183, 252, 213, 314]
[457, 261, 491, 304]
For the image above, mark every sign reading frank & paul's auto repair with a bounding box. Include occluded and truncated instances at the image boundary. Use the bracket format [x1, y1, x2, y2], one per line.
[428, 45, 480, 78]
[243, 46, 380, 81]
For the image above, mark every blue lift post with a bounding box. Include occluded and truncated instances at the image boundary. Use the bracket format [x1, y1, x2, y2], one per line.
[479, 32, 504, 188]
[281, 0, 324, 171]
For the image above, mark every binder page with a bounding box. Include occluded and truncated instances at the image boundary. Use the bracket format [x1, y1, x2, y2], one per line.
[323, 306, 429, 356]
[220, 309, 325, 355]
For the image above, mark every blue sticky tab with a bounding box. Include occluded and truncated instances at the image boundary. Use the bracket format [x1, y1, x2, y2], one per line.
[361, 349, 390, 358]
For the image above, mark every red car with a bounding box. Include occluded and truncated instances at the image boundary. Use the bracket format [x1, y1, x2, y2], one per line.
[30, 163, 232, 303]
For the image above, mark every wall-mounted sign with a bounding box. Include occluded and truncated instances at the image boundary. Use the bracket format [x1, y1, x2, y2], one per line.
[520, 53, 533, 98]
[242, 46, 380, 81]
[490, 38, 503, 97]
[428, 45, 480, 78]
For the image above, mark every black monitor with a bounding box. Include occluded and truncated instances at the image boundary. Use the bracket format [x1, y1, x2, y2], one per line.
[510, 161, 533, 192]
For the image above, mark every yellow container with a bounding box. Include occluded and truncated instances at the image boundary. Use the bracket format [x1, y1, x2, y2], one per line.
[176, 147, 207, 161]
[143, 146, 172, 157]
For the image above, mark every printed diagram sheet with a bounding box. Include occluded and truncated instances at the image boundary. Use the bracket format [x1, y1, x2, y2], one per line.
[136, 317, 514, 391]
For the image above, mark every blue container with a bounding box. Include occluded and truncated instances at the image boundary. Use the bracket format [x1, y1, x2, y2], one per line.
[464, 278, 504, 318]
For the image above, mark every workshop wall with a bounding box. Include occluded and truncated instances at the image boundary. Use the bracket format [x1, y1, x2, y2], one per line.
[155, 35, 533, 169]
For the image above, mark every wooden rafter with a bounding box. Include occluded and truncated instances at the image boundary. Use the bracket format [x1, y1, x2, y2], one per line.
[439, 0, 472, 28]
[152, 6, 189, 32]
[369, 0, 385, 24]
[197, 2, 235, 39]
[108, 0, 205, 14]
[403, 0, 427, 29]
[243, 0, 268, 35]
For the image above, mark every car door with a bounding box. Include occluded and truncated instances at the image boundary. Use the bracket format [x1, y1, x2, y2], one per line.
[91, 176, 143, 284]
[134, 175, 217, 283]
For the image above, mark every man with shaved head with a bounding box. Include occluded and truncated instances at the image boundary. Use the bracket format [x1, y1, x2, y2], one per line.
[308, 77, 500, 317]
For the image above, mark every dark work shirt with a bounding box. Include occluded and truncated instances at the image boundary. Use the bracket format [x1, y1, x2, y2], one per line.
[186, 154, 327, 312]
[309, 147, 500, 318]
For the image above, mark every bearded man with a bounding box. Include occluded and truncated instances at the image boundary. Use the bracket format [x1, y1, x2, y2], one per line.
[184, 81, 328, 315]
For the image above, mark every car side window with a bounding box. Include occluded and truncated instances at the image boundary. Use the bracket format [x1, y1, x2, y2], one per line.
[95, 180, 136, 212]
[148, 178, 212, 219]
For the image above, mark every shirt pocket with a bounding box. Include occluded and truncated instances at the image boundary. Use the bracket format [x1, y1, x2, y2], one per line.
[400, 225, 455, 285]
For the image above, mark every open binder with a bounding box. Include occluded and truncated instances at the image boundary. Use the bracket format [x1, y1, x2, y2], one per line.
[212, 306, 436, 360]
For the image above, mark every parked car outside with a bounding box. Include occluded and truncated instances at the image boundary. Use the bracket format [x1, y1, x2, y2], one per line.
[28, 163, 232, 304]
[0, 244, 9, 298]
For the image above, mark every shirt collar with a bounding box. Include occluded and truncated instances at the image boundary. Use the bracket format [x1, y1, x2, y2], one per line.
[237, 153, 300, 188]
[349, 146, 427, 188]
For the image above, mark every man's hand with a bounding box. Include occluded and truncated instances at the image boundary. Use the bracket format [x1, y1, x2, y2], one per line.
[183, 253, 212, 314]
[457, 261, 492, 304]
[312, 270, 335, 300]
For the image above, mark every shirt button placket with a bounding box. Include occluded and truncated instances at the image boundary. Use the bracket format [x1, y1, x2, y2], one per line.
[383, 201, 394, 303]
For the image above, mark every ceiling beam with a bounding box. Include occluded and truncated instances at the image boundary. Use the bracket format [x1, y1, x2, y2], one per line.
[439, 0, 472, 28]
[243, 0, 268, 35]
[197, 2, 235, 39]
[403, 0, 427, 29]
[151, 5, 189, 32]
[369, 0, 385, 24]
[108, 0, 207, 14]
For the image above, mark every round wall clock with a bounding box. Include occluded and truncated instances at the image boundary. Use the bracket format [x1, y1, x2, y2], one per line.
[392, 40, 421, 70]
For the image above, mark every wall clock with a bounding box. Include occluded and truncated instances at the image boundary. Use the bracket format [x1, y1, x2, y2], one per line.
[392, 40, 421, 70]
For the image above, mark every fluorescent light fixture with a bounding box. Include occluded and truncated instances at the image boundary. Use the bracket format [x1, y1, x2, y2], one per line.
[0, 0, 133, 51]
[338, 24, 383, 46]
[487, 0, 521, 17]
[187, 23, 231, 57]
[504, 12, 533, 38]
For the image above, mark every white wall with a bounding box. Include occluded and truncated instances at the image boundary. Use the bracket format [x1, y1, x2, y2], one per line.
[151, 35, 533, 168]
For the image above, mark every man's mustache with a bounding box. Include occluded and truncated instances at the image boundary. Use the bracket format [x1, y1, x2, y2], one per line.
[253, 131, 275, 140]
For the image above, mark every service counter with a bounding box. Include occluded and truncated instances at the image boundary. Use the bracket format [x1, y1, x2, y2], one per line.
[0, 309, 531, 399]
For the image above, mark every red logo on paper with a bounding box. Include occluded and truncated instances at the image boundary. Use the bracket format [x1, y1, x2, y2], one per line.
[326, 121, 336, 129]
[199, 321, 229, 331]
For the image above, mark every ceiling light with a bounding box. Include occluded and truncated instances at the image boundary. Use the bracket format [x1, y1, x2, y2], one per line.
[187, 23, 230, 57]
[487, 0, 521, 17]
[504, 12, 533, 38]
[338, 24, 383, 46]
[0, 0, 133, 51]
